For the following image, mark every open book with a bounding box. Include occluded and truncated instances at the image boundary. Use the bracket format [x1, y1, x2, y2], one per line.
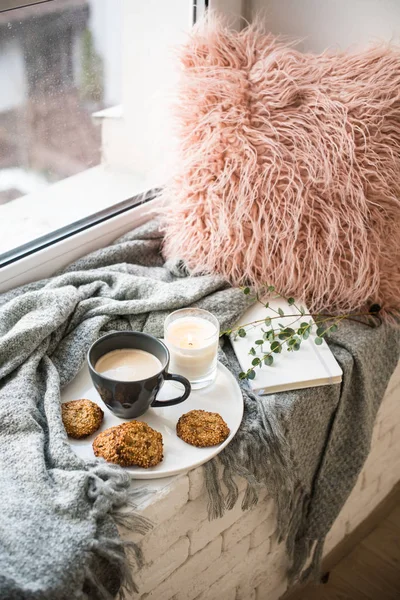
[230, 300, 342, 395]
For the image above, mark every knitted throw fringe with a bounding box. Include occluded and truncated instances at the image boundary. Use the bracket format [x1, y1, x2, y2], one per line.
[204, 413, 322, 586]
[78, 465, 152, 599]
[203, 346, 313, 584]
[203, 363, 310, 584]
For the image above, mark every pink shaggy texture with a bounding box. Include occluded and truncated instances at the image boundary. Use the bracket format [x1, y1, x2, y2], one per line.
[162, 16, 400, 316]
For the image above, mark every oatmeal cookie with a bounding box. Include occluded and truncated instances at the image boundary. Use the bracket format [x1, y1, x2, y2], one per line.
[92, 425, 122, 463]
[93, 421, 163, 468]
[176, 410, 230, 447]
[62, 399, 104, 439]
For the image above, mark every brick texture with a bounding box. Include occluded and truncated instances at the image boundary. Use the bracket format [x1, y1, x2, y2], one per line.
[143, 537, 222, 600]
[124, 361, 400, 600]
[175, 536, 251, 600]
[136, 537, 190, 594]
[134, 475, 189, 530]
[194, 569, 239, 600]
[222, 495, 272, 551]
[189, 489, 255, 554]
[135, 491, 209, 563]
[236, 540, 288, 599]
[188, 467, 206, 501]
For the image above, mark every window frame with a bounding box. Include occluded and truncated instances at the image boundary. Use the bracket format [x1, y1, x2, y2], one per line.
[0, 193, 164, 293]
[0, 188, 158, 268]
[0, 0, 52, 12]
[0, 0, 241, 291]
[0, 0, 203, 276]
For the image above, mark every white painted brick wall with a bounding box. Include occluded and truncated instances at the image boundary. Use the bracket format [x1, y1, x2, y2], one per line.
[128, 489, 209, 564]
[175, 535, 252, 600]
[222, 495, 273, 551]
[136, 537, 190, 594]
[188, 489, 248, 554]
[121, 360, 400, 600]
[195, 569, 240, 600]
[143, 537, 222, 600]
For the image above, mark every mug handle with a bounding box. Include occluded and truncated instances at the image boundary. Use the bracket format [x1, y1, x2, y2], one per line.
[151, 373, 191, 407]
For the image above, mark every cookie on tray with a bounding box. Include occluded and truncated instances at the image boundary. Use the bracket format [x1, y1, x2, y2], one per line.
[176, 410, 230, 447]
[62, 399, 104, 439]
[91, 425, 121, 463]
[93, 421, 163, 468]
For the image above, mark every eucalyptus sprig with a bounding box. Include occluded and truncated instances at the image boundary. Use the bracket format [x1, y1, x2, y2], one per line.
[222, 285, 381, 381]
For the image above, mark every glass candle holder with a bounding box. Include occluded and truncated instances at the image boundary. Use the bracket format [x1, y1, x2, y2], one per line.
[164, 308, 220, 390]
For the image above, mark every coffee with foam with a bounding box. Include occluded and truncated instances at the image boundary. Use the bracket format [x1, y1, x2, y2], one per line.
[95, 349, 162, 382]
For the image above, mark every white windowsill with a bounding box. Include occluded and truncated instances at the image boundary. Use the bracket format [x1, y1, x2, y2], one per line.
[0, 165, 149, 255]
[92, 104, 123, 121]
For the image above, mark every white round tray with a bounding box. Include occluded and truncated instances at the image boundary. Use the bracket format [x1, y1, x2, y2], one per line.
[61, 361, 243, 479]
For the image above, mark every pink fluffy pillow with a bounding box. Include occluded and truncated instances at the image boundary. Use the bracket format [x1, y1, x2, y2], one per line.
[162, 16, 400, 316]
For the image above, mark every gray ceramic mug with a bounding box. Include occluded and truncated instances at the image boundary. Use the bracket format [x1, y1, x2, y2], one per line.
[87, 331, 191, 419]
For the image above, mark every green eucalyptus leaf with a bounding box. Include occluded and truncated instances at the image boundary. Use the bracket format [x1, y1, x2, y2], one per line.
[315, 337, 323, 345]
[248, 369, 256, 380]
[252, 358, 261, 366]
[271, 341, 282, 353]
[239, 372, 247, 379]
[278, 307, 284, 317]
[288, 297, 295, 305]
[303, 330, 310, 340]
[265, 317, 271, 326]
[249, 347, 256, 356]
[264, 302, 269, 309]
[255, 339, 264, 345]
[279, 327, 295, 340]
[268, 285, 275, 293]
[264, 355, 274, 366]
[243, 287, 251, 295]
[238, 328, 246, 338]
[293, 342, 301, 351]
[330, 323, 338, 332]
[316, 326, 326, 337]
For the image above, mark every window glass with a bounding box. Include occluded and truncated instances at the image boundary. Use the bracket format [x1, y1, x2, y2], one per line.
[0, 0, 121, 205]
[0, 0, 195, 263]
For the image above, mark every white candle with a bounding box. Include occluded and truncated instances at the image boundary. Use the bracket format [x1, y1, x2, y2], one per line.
[164, 309, 219, 389]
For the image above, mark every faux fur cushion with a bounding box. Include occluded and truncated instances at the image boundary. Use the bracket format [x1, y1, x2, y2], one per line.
[162, 16, 400, 316]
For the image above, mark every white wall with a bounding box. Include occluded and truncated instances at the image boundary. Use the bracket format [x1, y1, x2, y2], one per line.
[209, 0, 244, 28]
[101, 0, 193, 182]
[248, 0, 400, 52]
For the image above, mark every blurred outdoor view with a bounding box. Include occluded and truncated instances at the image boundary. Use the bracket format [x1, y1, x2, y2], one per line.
[0, 0, 122, 205]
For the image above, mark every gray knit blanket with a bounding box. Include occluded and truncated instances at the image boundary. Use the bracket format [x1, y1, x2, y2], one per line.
[0, 219, 399, 599]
